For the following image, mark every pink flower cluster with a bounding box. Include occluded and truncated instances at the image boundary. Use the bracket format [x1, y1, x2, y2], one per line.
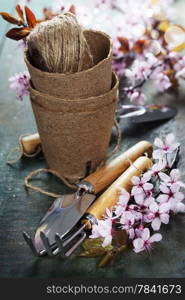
[123, 53, 172, 104]
[9, 71, 30, 101]
[90, 133, 185, 253]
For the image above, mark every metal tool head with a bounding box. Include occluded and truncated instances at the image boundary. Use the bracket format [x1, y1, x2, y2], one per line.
[117, 104, 177, 123]
[23, 191, 95, 257]
[116, 105, 146, 120]
[131, 104, 177, 124]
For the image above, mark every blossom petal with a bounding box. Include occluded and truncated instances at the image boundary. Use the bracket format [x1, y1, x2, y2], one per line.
[154, 137, 164, 148]
[160, 184, 170, 194]
[144, 196, 155, 207]
[143, 182, 153, 191]
[141, 228, 150, 241]
[128, 228, 135, 240]
[151, 218, 161, 231]
[170, 183, 180, 193]
[115, 205, 124, 217]
[174, 191, 184, 202]
[102, 235, 112, 247]
[105, 208, 112, 218]
[90, 225, 101, 238]
[156, 159, 167, 171]
[157, 194, 169, 203]
[159, 202, 171, 213]
[170, 169, 180, 181]
[149, 233, 162, 243]
[149, 201, 159, 213]
[133, 238, 144, 251]
[134, 191, 145, 205]
[131, 176, 140, 185]
[118, 194, 130, 206]
[142, 172, 151, 183]
[153, 149, 165, 159]
[165, 133, 175, 146]
[172, 202, 185, 213]
[159, 172, 170, 183]
[98, 220, 111, 237]
[160, 213, 170, 224]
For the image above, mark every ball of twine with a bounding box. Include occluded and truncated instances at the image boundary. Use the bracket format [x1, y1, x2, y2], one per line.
[27, 13, 94, 73]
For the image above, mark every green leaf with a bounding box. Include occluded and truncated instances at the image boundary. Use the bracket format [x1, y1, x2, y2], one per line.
[79, 238, 113, 258]
[98, 245, 127, 268]
[79, 249, 107, 258]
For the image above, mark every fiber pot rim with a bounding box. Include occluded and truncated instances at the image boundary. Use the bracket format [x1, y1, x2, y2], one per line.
[29, 72, 119, 106]
[24, 30, 112, 78]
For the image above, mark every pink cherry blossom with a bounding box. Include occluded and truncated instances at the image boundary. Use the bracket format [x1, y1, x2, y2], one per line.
[173, 55, 185, 79]
[90, 218, 113, 247]
[128, 204, 143, 221]
[120, 211, 135, 231]
[115, 188, 130, 216]
[159, 169, 185, 188]
[125, 59, 152, 84]
[131, 173, 153, 205]
[135, 224, 145, 238]
[9, 71, 30, 101]
[174, 56, 185, 72]
[153, 73, 172, 92]
[127, 89, 146, 105]
[157, 183, 184, 204]
[153, 133, 180, 160]
[133, 228, 162, 253]
[146, 159, 166, 177]
[170, 199, 185, 214]
[128, 228, 135, 240]
[145, 202, 171, 231]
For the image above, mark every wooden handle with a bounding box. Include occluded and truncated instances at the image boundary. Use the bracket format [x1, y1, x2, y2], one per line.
[85, 156, 152, 222]
[21, 133, 40, 154]
[85, 141, 152, 194]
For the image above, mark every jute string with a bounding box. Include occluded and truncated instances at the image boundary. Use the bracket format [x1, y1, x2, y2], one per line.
[27, 13, 94, 73]
[6, 134, 41, 165]
[24, 119, 122, 198]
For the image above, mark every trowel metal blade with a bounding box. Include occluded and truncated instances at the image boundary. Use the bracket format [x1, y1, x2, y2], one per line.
[34, 193, 96, 253]
[131, 104, 177, 124]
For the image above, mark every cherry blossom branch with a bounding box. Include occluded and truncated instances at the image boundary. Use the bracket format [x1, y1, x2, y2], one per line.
[89, 133, 185, 258]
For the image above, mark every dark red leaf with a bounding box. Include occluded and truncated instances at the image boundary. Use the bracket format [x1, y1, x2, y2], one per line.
[133, 40, 147, 54]
[15, 4, 25, 23]
[117, 37, 130, 53]
[25, 6, 37, 28]
[6, 27, 31, 40]
[0, 12, 23, 26]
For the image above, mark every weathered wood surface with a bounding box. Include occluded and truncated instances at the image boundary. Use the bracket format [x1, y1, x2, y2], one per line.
[0, 0, 185, 278]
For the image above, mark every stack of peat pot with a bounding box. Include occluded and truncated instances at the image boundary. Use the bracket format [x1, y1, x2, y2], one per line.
[25, 16, 119, 183]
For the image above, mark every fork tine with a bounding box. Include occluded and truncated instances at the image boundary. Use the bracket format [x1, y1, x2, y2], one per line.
[23, 231, 45, 257]
[55, 233, 66, 257]
[65, 231, 87, 257]
[40, 231, 54, 257]
[63, 224, 86, 248]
